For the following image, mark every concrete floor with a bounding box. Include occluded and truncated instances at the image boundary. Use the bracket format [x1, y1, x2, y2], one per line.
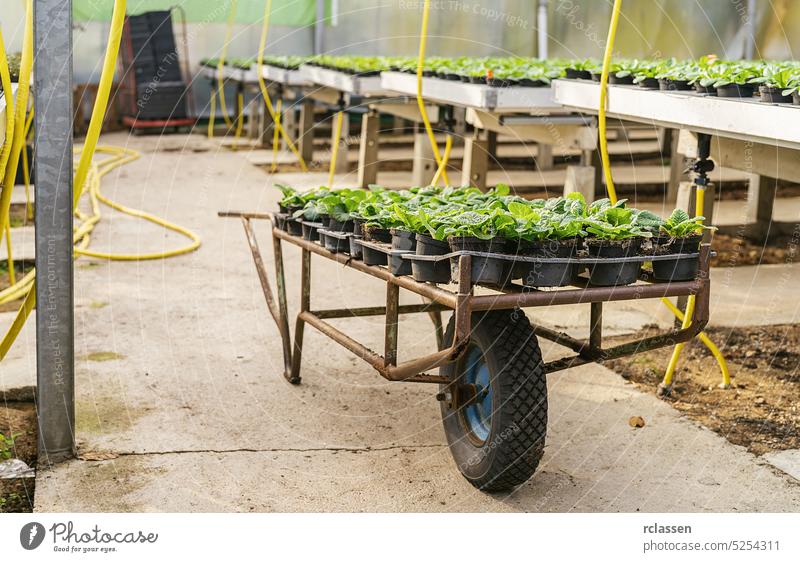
[3, 132, 800, 512]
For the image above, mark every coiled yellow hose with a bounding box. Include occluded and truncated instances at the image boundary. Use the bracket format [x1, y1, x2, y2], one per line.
[328, 110, 344, 188]
[1, 0, 201, 360]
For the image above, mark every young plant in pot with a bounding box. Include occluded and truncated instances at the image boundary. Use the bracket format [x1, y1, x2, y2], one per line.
[565, 58, 595, 80]
[441, 209, 515, 286]
[583, 199, 653, 286]
[651, 209, 714, 282]
[709, 63, 760, 97]
[504, 200, 584, 288]
[749, 64, 798, 104]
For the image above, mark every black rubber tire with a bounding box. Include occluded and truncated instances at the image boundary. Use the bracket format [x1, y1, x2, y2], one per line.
[440, 310, 548, 492]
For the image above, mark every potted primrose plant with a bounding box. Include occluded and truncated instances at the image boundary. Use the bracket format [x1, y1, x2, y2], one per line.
[651, 209, 714, 281]
[503, 199, 584, 288]
[583, 199, 656, 286]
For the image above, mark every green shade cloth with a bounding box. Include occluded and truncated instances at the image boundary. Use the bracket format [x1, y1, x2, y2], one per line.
[74, 0, 316, 26]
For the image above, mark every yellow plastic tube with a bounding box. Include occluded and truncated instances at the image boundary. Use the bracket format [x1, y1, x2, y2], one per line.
[431, 134, 452, 187]
[328, 111, 344, 188]
[416, 0, 450, 186]
[256, 0, 308, 171]
[271, 98, 282, 172]
[596, 0, 730, 390]
[215, 0, 238, 130]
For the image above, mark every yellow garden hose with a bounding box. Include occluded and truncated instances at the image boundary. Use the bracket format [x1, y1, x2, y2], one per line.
[256, 0, 308, 172]
[1, 0, 199, 360]
[270, 98, 282, 172]
[597, 0, 730, 390]
[328, 110, 344, 188]
[0, 27, 16, 181]
[0, 0, 32, 252]
[21, 107, 34, 219]
[416, 0, 450, 186]
[431, 134, 452, 187]
[598, 0, 623, 205]
[215, 0, 238, 131]
[234, 90, 245, 140]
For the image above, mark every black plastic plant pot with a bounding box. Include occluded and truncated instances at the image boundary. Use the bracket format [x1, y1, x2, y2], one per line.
[469, 76, 487, 85]
[694, 83, 716, 95]
[585, 238, 644, 286]
[447, 236, 509, 286]
[794, 92, 800, 106]
[390, 229, 416, 252]
[328, 218, 354, 232]
[652, 235, 701, 282]
[352, 218, 366, 234]
[659, 78, 692, 91]
[323, 232, 349, 254]
[759, 86, 793, 104]
[445, 73, 461, 81]
[319, 214, 332, 228]
[361, 244, 388, 266]
[349, 236, 364, 260]
[363, 225, 392, 244]
[388, 253, 412, 276]
[716, 83, 756, 98]
[518, 78, 547, 88]
[565, 68, 592, 80]
[609, 74, 635, 85]
[591, 72, 602, 82]
[274, 214, 288, 231]
[301, 221, 323, 242]
[286, 218, 303, 237]
[637, 77, 660, 90]
[412, 234, 451, 283]
[513, 239, 579, 288]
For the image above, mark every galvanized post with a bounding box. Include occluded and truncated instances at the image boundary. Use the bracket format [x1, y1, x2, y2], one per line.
[34, 0, 75, 463]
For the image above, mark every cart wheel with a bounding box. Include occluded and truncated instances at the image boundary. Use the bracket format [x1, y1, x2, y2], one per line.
[440, 310, 547, 492]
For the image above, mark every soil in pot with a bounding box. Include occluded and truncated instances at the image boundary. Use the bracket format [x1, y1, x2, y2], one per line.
[413, 234, 451, 283]
[585, 238, 644, 286]
[513, 239, 579, 288]
[565, 68, 591, 80]
[651, 234, 702, 281]
[637, 77, 660, 90]
[716, 83, 756, 98]
[391, 229, 416, 252]
[448, 236, 510, 286]
[759, 85, 793, 104]
[286, 218, 303, 237]
[659, 78, 692, 91]
[363, 224, 392, 244]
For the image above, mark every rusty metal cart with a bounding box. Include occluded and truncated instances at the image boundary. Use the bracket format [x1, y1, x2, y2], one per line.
[220, 210, 711, 492]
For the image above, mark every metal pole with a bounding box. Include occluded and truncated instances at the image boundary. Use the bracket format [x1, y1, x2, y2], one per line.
[744, 0, 757, 59]
[34, 0, 75, 464]
[537, 0, 549, 59]
[314, 0, 325, 54]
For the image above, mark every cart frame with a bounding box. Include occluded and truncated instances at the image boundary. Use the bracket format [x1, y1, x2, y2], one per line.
[220, 211, 711, 387]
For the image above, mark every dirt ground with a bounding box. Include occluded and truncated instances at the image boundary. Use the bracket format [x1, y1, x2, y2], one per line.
[607, 324, 800, 457]
[0, 402, 37, 512]
[710, 233, 798, 267]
